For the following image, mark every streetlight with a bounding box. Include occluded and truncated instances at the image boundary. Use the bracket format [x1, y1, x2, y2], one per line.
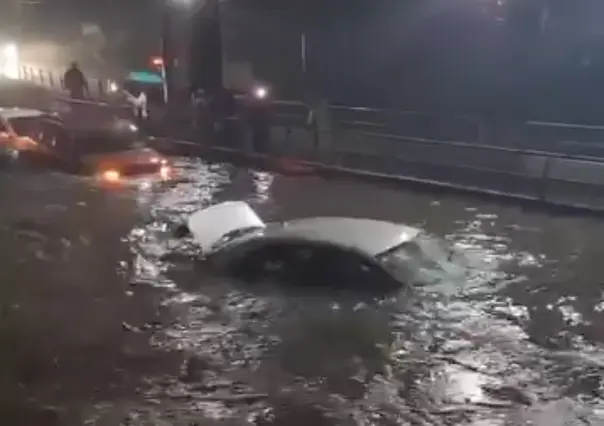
[1, 43, 19, 79]
[253, 85, 269, 100]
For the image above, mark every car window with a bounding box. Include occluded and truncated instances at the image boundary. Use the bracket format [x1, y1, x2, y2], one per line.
[230, 241, 396, 290]
[9, 117, 42, 140]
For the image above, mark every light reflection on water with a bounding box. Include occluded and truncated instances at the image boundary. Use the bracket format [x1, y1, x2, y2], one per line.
[3, 159, 602, 424]
[119, 158, 604, 424]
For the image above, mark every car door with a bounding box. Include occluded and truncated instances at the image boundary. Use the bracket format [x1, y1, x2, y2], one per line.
[227, 241, 310, 284]
[305, 244, 401, 292]
[39, 120, 77, 169]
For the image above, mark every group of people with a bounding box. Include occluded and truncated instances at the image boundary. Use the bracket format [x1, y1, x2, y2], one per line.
[61, 61, 271, 151]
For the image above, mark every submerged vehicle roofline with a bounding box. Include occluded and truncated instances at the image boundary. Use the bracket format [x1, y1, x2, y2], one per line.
[187, 201, 421, 257]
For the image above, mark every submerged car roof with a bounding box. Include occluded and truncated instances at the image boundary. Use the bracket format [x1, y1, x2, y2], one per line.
[263, 217, 420, 257]
[188, 201, 421, 257]
[0, 107, 47, 120]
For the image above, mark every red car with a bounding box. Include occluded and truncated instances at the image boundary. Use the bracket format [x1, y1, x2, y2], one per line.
[0, 107, 172, 183]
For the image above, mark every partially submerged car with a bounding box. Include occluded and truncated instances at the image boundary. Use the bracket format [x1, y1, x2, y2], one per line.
[0, 107, 171, 183]
[0, 108, 45, 155]
[175, 201, 464, 292]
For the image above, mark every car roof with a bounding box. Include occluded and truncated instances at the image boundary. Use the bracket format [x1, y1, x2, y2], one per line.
[0, 107, 47, 120]
[187, 201, 421, 257]
[263, 217, 420, 257]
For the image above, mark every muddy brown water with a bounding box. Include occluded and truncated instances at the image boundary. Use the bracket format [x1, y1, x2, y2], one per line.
[1, 159, 603, 425]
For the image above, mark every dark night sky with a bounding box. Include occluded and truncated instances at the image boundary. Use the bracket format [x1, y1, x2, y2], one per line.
[4, 0, 604, 109]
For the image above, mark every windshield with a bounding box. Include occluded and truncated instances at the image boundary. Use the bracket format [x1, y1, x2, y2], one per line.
[378, 233, 468, 286]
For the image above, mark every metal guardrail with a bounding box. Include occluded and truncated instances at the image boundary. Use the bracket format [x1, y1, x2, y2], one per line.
[330, 106, 604, 159]
[191, 123, 604, 212]
[5, 65, 136, 129]
[329, 105, 482, 144]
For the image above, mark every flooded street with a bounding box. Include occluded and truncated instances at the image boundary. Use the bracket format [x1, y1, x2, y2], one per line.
[2, 158, 604, 425]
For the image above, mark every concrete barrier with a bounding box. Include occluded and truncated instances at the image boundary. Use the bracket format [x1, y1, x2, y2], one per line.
[544, 157, 604, 210]
[523, 121, 604, 157]
[267, 101, 316, 158]
[269, 126, 315, 158]
[325, 131, 549, 200]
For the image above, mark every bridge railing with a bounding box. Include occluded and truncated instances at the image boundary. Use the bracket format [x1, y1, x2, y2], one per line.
[328, 105, 604, 158]
[270, 114, 604, 211]
[18, 65, 108, 99]
[329, 105, 482, 144]
[205, 101, 604, 212]
[17, 63, 604, 158]
[12, 64, 604, 212]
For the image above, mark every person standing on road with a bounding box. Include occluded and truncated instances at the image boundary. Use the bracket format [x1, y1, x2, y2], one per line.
[63, 62, 89, 100]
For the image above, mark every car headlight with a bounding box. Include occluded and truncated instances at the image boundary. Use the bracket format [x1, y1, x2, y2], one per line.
[159, 165, 171, 180]
[252, 85, 269, 100]
[100, 169, 121, 182]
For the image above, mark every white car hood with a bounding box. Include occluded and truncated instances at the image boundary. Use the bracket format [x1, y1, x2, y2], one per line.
[187, 201, 421, 258]
[187, 201, 265, 253]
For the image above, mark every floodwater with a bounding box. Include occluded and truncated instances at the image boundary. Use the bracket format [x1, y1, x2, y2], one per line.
[2, 158, 604, 425]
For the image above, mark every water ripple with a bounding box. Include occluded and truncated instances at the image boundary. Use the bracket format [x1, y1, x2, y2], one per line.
[4, 160, 602, 425]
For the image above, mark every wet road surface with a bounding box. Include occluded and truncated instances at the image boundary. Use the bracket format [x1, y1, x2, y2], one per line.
[1, 159, 604, 425]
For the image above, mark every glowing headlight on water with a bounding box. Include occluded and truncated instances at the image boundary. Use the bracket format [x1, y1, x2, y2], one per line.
[160, 165, 171, 180]
[100, 169, 121, 182]
[1, 43, 19, 79]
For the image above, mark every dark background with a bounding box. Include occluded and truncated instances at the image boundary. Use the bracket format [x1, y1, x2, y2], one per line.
[3, 0, 604, 120]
